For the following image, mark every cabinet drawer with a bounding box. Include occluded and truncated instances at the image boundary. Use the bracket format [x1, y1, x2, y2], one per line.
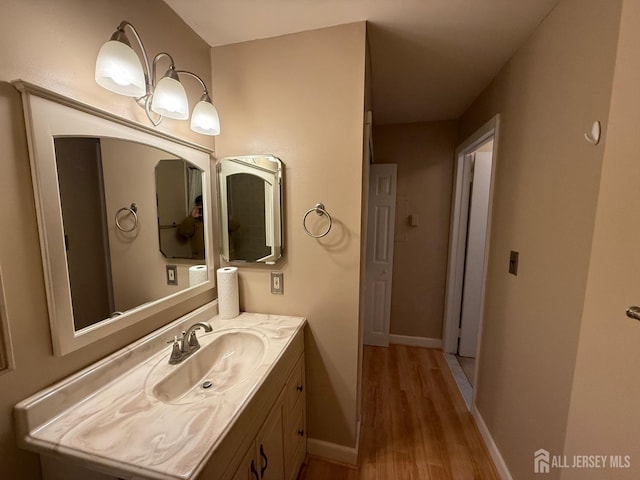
[285, 355, 305, 412]
[284, 399, 306, 480]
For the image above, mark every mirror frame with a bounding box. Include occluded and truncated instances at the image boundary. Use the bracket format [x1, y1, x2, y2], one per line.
[217, 155, 283, 265]
[14, 80, 216, 356]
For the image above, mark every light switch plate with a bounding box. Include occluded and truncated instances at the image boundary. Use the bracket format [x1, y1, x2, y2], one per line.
[509, 251, 519, 276]
[166, 265, 178, 285]
[271, 272, 284, 294]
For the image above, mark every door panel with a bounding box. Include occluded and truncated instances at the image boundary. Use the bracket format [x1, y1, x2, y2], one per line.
[256, 402, 284, 480]
[364, 164, 397, 347]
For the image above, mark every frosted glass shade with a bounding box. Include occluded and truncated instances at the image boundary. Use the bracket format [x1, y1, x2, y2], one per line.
[190, 100, 220, 136]
[150, 76, 189, 120]
[95, 40, 146, 97]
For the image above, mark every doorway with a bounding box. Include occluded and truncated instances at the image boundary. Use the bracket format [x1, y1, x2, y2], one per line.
[54, 137, 115, 330]
[363, 163, 398, 347]
[443, 115, 499, 408]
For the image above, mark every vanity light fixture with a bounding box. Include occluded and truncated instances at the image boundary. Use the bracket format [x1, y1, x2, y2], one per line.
[95, 20, 220, 136]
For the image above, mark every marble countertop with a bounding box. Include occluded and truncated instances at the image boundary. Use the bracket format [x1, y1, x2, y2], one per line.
[14, 304, 306, 480]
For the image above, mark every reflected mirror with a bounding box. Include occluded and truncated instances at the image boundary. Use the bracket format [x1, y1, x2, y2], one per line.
[155, 159, 204, 259]
[217, 155, 283, 264]
[16, 81, 214, 356]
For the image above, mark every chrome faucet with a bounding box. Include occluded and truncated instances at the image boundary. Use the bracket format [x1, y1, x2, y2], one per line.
[168, 322, 213, 364]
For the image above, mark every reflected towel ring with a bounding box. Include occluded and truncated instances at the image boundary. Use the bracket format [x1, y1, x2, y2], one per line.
[303, 203, 332, 238]
[115, 203, 138, 232]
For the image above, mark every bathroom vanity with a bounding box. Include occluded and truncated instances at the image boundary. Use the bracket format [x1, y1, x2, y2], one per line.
[14, 303, 307, 480]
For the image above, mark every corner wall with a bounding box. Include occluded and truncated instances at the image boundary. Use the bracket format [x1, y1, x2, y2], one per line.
[0, 1, 214, 478]
[373, 121, 458, 340]
[562, 1, 640, 478]
[458, 0, 622, 477]
[211, 22, 367, 450]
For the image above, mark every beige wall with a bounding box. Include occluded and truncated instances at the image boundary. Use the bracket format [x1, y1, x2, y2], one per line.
[562, 1, 640, 478]
[212, 22, 367, 448]
[0, 1, 214, 478]
[373, 121, 458, 339]
[458, 0, 622, 478]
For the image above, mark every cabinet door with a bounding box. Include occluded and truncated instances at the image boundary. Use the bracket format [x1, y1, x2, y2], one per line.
[255, 402, 285, 480]
[230, 444, 260, 480]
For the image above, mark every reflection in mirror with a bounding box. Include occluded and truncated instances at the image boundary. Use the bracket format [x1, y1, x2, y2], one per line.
[53, 137, 207, 332]
[155, 159, 204, 259]
[217, 155, 283, 264]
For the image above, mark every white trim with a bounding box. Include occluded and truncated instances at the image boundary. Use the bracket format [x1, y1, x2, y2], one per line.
[307, 420, 361, 466]
[443, 353, 472, 409]
[388, 334, 442, 349]
[443, 114, 500, 356]
[472, 405, 513, 480]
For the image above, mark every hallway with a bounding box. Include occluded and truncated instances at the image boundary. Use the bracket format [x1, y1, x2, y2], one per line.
[299, 345, 498, 479]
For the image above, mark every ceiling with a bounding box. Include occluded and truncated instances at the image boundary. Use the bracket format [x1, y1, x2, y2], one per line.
[163, 0, 560, 125]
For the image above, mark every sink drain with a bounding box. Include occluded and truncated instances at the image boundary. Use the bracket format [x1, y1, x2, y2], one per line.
[202, 380, 213, 389]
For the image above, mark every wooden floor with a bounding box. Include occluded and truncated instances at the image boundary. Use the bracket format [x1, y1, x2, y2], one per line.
[298, 345, 499, 480]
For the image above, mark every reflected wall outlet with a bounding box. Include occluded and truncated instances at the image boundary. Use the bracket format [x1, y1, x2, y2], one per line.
[271, 272, 284, 294]
[166, 265, 178, 285]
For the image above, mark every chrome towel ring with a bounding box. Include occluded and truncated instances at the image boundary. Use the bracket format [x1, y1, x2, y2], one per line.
[115, 203, 138, 232]
[303, 203, 332, 238]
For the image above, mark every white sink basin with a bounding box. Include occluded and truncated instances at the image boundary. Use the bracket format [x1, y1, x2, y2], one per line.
[151, 329, 267, 404]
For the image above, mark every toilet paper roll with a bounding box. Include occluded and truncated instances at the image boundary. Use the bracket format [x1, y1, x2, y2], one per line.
[189, 265, 207, 287]
[217, 267, 240, 319]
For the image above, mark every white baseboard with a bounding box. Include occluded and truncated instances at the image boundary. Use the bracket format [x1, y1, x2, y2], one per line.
[389, 334, 442, 349]
[307, 420, 360, 465]
[472, 405, 512, 480]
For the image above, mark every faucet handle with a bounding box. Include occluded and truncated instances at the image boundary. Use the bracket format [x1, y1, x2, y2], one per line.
[187, 329, 201, 350]
[168, 336, 182, 364]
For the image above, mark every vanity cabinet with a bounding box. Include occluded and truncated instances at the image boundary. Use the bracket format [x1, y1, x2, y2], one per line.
[17, 309, 306, 480]
[283, 356, 306, 480]
[226, 354, 306, 480]
[231, 396, 285, 480]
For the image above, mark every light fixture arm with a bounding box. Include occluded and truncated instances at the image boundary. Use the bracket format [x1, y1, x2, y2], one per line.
[152, 52, 178, 87]
[176, 70, 213, 107]
[175, 70, 209, 96]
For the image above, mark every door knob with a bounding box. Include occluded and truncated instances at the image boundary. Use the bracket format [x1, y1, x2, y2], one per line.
[626, 306, 640, 321]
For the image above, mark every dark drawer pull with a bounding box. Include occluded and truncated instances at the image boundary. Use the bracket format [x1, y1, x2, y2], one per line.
[250, 459, 259, 480]
[297, 429, 305, 437]
[259, 444, 268, 477]
[296, 384, 304, 392]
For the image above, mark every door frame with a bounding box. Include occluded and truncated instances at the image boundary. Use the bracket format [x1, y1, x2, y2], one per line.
[443, 115, 500, 373]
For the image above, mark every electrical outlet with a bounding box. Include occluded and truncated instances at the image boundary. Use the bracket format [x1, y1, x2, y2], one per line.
[166, 265, 178, 285]
[271, 272, 284, 294]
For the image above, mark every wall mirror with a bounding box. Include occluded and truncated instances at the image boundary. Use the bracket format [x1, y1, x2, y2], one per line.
[217, 155, 283, 264]
[14, 81, 215, 356]
[155, 159, 204, 259]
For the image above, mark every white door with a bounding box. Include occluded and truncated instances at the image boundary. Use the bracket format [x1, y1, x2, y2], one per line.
[458, 152, 493, 357]
[364, 164, 397, 347]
